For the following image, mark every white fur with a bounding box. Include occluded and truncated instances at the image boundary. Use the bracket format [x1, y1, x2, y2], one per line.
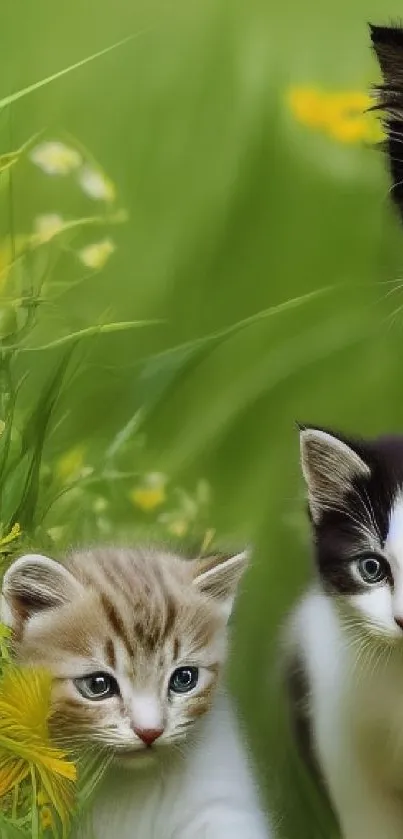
[289, 587, 403, 839]
[346, 493, 403, 637]
[74, 690, 272, 839]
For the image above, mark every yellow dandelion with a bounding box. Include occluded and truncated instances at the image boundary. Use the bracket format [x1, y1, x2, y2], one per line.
[130, 473, 167, 512]
[56, 445, 86, 483]
[29, 142, 82, 176]
[78, 238, 116, 270]
[33, 214, 66, 244]
[78, 165, 116, 202]
[0, 667, 76, 833]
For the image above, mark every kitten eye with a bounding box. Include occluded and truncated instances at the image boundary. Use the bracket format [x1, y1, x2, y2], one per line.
[169, 666, 199, 695]
[356, 555, 389, 585]
[74, 672, 119, 701]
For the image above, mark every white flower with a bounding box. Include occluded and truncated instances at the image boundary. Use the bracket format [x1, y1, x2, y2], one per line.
[33, 214, 65, 244]
[78, 238, 116, 269]
[78, 165, 116, 202]
[29, 142, 82, 175]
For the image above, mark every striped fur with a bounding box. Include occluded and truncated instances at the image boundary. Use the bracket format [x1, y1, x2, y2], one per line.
[1, 546, 272, 839]
[2, 546, 239, 753]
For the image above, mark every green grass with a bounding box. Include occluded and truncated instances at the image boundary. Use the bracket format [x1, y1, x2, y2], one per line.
[3, 0, 403, 835]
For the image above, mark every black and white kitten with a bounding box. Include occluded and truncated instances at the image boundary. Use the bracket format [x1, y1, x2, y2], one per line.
[287, 426, 403, 839]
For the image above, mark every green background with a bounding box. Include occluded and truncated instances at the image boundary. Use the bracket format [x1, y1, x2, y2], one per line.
[3, 0, 403, 835]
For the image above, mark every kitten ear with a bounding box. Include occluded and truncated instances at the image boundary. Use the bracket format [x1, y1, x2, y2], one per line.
[1, 554, 80, 627]
[193, 550, 249, 620]
[371, 24, 403, 222]
[299, 427, 370, 523]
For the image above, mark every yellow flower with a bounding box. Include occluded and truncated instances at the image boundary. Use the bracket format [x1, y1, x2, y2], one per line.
[78, 165, 116, 202]
[0, 523, 21, 553]
[40, 804, 54, 830]
[130, 473, 167, 512]
[0, 667, 76, 833]
[325, 92, 383, 144]
[167, 520, 188, 537]
[286, 87, 327, 129]
[29, 142, 82, 175]
[287, 86, 385, 145]
[33, 214, 66, 244]
[78, 238, 116, 270]
[56, 445, 86, 483]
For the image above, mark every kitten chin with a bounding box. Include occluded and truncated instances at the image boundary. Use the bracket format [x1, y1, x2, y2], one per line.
[114, 750, 158, 770]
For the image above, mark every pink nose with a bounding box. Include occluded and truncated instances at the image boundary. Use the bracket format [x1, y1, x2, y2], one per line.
[133, 727, 164, 746]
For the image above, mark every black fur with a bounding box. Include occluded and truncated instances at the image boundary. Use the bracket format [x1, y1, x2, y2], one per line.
[371, 23, 403, 222]
[304, 426, 403, 596]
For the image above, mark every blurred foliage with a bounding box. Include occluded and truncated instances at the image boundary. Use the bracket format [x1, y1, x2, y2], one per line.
[3, 0, 403, 836]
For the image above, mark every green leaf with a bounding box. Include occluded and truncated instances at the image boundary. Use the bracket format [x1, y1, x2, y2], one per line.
[0, 811, 31, 839]
[135, 288, 331, 423]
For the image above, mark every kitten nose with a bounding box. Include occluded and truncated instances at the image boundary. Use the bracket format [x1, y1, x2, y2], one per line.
[133, 727, 164, 746]
[395, 617, 403, 631]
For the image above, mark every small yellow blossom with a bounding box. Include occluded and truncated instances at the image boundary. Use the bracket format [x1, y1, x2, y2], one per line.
[130, 473, 167, 512]
[287, 86, 384, 145]
[29, 142, 82, 176]
[167, 520, 188, 537]
[287, 87, 326, 129]
[56, 445, 86, 483]
[0, 523, 21, 553]
[33, 214, 65, 244]
[78, 238, 116, 270]
[40, 804, 54, 830]
[78, 165, 116, 202]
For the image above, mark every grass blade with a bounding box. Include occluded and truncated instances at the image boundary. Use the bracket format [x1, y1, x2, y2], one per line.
[11, 348, 74, 529]
[14, 320, 163, 352]
[0, 35, 140, 111]
[135, 287, 331, 421]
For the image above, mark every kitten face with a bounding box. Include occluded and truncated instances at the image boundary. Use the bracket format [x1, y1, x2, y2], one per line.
[299, 427, 403, 640]
[1, 547, 247, 763]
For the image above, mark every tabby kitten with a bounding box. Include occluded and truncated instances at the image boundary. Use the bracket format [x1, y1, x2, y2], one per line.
[1, 546, 270, 839]
[287, 426, 403, 839]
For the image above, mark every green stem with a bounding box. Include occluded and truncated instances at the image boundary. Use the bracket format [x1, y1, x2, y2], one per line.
[11, 782, 19, 820]
[30, 765, 39, 839]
